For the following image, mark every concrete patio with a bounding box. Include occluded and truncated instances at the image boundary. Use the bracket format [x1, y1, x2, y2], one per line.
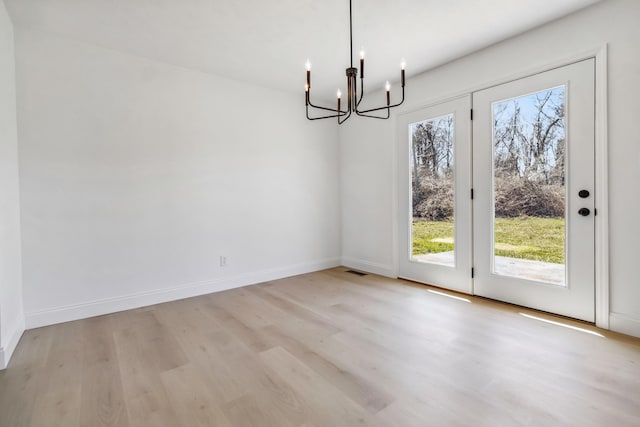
[413, 251, 565, 285]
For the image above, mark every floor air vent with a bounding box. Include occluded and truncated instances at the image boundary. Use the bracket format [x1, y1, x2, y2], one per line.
[346, 270, 367, 276]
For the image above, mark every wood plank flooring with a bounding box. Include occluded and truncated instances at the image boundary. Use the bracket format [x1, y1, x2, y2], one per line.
[1, 268, 639, 426]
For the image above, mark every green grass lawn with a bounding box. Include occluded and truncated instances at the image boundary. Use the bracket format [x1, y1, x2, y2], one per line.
[412, 217, 565, 264]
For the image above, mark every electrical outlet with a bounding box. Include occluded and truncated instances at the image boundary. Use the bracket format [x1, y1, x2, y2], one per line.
[220, 256, 227, 267]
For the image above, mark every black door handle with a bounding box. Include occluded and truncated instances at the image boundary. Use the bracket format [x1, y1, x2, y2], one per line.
[578, 208, 590, 216]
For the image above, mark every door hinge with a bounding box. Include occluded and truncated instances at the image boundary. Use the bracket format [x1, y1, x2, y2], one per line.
[594, 208, 597, 216]
[470, 109, 473, 120]
[471, 267, 475, 278]
[471, 188, 474, 200]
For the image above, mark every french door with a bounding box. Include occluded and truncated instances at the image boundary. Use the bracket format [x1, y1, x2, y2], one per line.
[398, 59, 596, 322]
[397, 96, 472, 293]
[473, 59, 595, 321]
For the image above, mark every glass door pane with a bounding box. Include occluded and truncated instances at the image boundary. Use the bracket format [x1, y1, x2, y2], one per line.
[491, 87, 566, 285]
[410, 114, 455, 267]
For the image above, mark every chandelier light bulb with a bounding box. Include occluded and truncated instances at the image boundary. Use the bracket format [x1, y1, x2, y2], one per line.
[385, 81, 391, 105]
[337, 89, 342, 99]
[360, 49, 365, 59]
[401, 59, 406, 70]
[305, 59, 311, 71]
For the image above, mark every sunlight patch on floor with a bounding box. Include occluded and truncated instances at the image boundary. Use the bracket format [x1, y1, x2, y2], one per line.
[519, 313, 604, 337]
[427, 289, 471, 303]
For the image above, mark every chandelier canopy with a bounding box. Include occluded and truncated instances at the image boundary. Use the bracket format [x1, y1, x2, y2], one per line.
[305, 0, 406, 124]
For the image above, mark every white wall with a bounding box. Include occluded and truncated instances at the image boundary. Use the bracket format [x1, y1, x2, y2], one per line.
[15, 28, 341, 328]
[340, 0, 640, 336]
[0, 0, 24, 368]
[340, 117, 396, 277]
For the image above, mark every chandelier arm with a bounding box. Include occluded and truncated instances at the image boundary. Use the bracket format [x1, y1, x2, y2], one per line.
[308, 92, 347, 114]
[355, 108, 390, 119]
[338, 109, 352, 125]
[355, 87, 405, 114]
[306, 103, 346, 120]
[308, 102, 343, 113]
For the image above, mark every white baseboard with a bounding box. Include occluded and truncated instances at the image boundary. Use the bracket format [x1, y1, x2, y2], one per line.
[609, 312, 640, 339]
[25, 257, 341, 330]
[0, 320, 26, 370]
[341, 257, 396, 278]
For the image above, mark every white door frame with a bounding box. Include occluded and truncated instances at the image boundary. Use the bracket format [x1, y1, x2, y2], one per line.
[392, 45, 609, 329]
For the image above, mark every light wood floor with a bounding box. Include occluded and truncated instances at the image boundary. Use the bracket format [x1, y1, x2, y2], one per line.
[1, 268, 639, 427]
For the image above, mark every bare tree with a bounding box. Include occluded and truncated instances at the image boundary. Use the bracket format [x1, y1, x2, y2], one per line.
[411, 115, 455, 219]
[494, 88, 565, 184]
[493, 87, 566, 217]
[411, 88, 566, 220]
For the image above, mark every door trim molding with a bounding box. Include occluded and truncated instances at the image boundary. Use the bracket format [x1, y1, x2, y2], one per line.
[593, 44, 609, 330]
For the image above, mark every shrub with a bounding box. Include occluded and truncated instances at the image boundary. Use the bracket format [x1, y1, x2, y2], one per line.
[494, 177, 564, 218]
[413, 176, 454, 221]
[412, 176, 565, 220]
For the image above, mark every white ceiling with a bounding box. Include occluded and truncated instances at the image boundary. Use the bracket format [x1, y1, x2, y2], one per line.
[5, 0, 601, 101]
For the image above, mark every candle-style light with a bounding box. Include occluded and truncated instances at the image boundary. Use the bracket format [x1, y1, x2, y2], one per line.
[304, 0, 406, 123]
[385, 81, 391, 106]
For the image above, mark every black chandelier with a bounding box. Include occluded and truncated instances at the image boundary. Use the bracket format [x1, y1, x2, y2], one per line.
[305, 0, 406, 124]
